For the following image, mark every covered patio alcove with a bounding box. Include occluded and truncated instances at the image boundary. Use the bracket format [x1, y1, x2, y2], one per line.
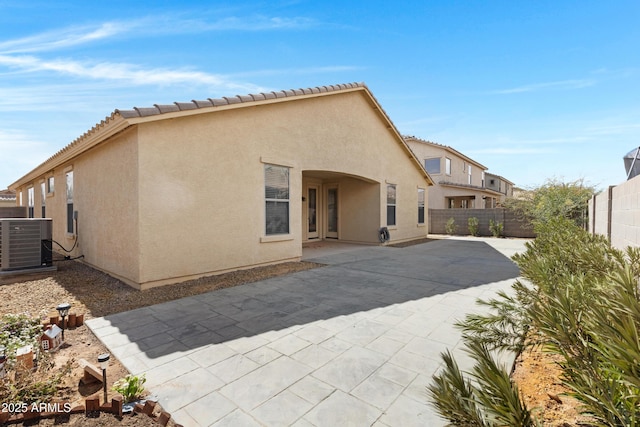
[301, 170, 381, 244]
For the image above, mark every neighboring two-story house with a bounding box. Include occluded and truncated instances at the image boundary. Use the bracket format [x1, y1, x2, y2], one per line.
[404, 136, 510, 209]
[484, 172, 514, 206]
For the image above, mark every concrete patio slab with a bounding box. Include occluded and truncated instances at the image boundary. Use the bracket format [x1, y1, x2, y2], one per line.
[87, 236, 528, 426]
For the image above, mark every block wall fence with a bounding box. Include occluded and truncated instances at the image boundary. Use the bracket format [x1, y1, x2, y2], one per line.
[589, 174, 640, 249]
[428, 208, 535, 238]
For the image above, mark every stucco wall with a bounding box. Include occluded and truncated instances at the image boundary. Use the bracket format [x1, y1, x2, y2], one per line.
[73, 128, 140, 284]
[133, 91, 429, 288]
[589, 188, 611, 238]
[13, 127, 141, 285]
[406, 141, 487, 209]
[590, 176, 640, 249]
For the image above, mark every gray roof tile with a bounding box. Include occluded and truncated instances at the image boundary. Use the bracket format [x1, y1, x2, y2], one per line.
[155, 104, 181, 114]
[112, 82, 365, 120]
[193, 100, 213, 108]
[175, 102, 198, 111]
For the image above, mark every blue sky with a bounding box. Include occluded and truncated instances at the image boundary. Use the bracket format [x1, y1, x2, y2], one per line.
[1, 1, 639, 191]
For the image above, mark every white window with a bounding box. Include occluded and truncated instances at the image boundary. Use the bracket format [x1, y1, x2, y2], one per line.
[445, 158, 451, 175]
[47, 176, 54, 194]
[66, 171, 74, 234]
[482, 171, 485, 188]
[387, 184, 396, 226]
[468, 165, 472, 185]
[27, 187, 34, 218]
[417, 188, 425, 224]
[424, 158, 440, 174]
[40, 182, 46, 217]
[265, 164, 290, 235]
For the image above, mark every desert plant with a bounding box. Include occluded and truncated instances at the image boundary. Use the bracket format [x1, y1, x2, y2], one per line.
[0, 314, 43, 369]
[430, 216, 640, 425]
[112, 373, 146, 403]
[489, 219, 503, 238]
[445, 217, 457, 235]
[429, 341, 539, 426]
[468, 217, 479, 236]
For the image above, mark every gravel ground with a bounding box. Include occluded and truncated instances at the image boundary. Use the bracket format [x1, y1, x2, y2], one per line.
[0, 259, 322, 426]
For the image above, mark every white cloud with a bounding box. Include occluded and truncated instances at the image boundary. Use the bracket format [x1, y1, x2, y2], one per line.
[0, 22, 131, 54]
[491, 78, 596, 94]
[0, 14, 318, 55]
[0, 54, 262, 93]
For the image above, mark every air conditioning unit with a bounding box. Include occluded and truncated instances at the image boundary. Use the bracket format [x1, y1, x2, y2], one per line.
[0, 219, 53, 271]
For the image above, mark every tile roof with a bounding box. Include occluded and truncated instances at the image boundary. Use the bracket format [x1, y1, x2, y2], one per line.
[116, 82, 366, 119]
[403, 135, 488, 170]
[11, 82, 433, 188]
[0, 189, 16, 201]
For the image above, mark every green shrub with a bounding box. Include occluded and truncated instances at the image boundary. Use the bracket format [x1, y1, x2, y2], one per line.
[489, 219, 503, 238]
[468, 217, 479, 236]
[445, 217, 457, 235]
[113, 374, 146, 403]
[430, 216, 640, 425]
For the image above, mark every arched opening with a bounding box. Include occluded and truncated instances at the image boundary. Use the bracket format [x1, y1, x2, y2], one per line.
[302, 170, 380, 244]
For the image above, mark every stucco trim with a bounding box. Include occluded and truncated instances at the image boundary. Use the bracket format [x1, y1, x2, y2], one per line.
[260, 234, 295, 243]
[260, 157, 297, 168]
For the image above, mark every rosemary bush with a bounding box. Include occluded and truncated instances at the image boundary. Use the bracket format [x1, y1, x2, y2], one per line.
[445, 217, 457, 235]
[468, 217, 479, 236]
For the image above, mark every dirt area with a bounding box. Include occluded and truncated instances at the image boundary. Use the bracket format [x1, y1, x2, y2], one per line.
[0, 260, 321, 426]
[0, 253, 588, 426]
[512, 347, 593, 426]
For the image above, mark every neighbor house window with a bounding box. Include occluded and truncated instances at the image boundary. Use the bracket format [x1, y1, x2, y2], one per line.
[468, 165, 472, 185]
[482, 171, 485, 188]
[47, 176, 54, 194]
[417, 188, 425, 224]
[445, 157, 451, 175]
[265, 164, 290, 235]
[424, 158, 440, 174]
[27, 187, 34, 218]
[387, 184, 396, 226]
[40, 182, 46, 217]
[66, 171, 74, 234]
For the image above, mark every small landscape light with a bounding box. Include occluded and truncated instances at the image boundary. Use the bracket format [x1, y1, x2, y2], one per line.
[98, 353, 110, 403]
[56, 303, 71, 340]
[0, 346, 6, 379]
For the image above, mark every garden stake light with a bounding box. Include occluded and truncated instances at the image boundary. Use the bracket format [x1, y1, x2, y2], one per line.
[56, 302, 71, 340]
[98, 353, 110, 404]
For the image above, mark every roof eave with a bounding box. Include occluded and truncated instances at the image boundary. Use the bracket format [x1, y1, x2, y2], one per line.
[10, 114, 130, 190]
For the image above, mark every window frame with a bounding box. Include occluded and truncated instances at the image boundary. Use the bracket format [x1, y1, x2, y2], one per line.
[65, 170, 74, 234]
[417, 188, 425, 225]
[264, 164, 290, 236]
[40, 181, 46, 217]
[47, 176, 55, 195]
[445, 157, 452, 175]
[386, 184, 396, 227]
[27, 186, 34, 218]
[424, 157, 441, 175]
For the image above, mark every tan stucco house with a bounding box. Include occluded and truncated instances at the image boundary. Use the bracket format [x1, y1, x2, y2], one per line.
[10, 83, 433, 289]
[404, 136, 508, 209]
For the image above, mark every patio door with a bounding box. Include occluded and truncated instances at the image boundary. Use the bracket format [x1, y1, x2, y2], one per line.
[326, 186, 338, 239]
[307, 185, 319, 239]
